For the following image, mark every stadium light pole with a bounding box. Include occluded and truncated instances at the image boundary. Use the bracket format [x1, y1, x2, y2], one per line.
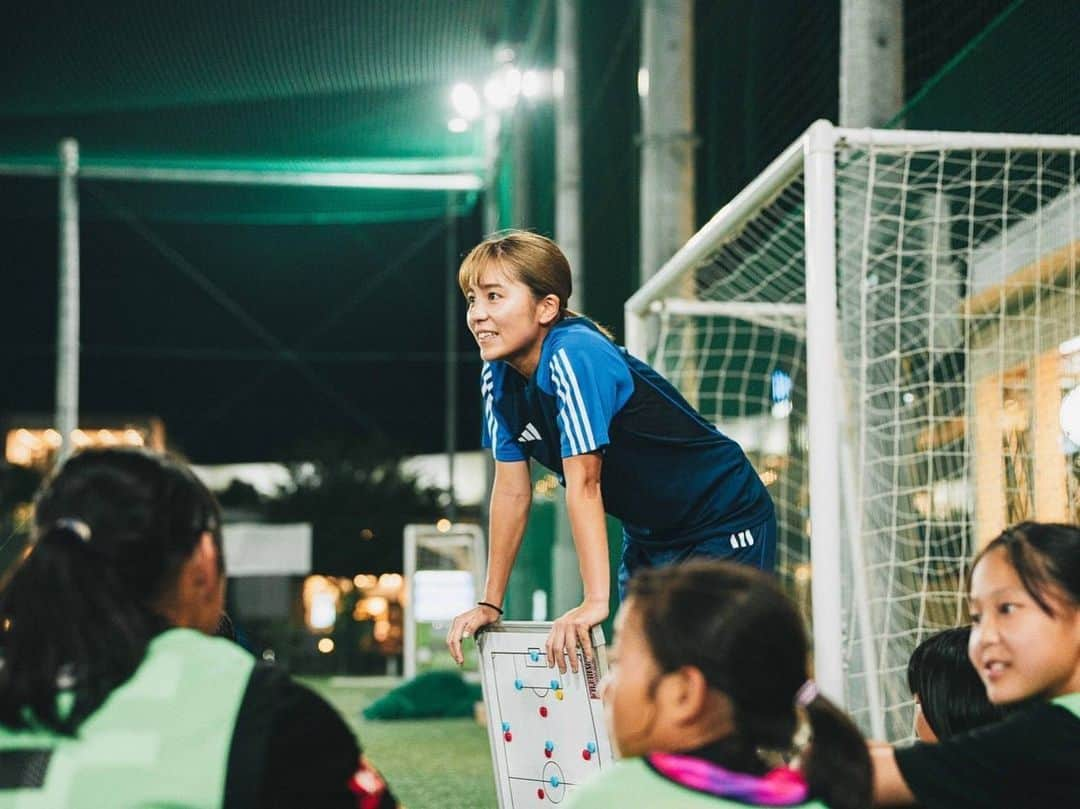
[445, 193, 459, 523]
[640, 0, 695, 286]
[639, 0, 698, 409]
[56, 138, 80, 463]
[839, 0, 903, 127]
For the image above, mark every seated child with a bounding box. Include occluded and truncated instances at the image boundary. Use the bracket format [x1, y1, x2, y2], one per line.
[565, 560, 871, 809]
[873, 522, 1080, 807]
[907, 625, 1012, 742]
[0, 448, 399, 809]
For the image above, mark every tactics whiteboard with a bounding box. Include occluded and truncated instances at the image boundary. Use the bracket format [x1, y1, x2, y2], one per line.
[476, 621, 614, 807]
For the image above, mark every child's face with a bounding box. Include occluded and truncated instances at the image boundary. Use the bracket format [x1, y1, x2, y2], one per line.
[599, 600, 664, 758]
[968, 547, 1080, 704]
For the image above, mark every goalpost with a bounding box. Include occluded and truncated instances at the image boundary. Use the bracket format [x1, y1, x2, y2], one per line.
[626, 121, 1080, 740]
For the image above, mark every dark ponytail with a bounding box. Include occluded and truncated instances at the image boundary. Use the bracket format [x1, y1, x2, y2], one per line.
[0, 448, 222, 734]
[801, 693, 872, 809]
[627, 561, 872, 809]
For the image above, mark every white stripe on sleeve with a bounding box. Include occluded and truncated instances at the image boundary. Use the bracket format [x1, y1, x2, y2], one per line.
[484, 396, 498, 455]
[558, 410, 581, 455]
[551, 364, 586, 455]
[481, 367, 498, 455]
[553, 348, 597, 450]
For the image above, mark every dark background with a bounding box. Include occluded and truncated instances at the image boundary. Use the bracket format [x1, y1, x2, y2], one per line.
[3, 0, 1069, 464]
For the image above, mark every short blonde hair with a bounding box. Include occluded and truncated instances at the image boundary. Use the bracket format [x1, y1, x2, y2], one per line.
[459, 230, 615, 339]
[458, 230, 571, 309]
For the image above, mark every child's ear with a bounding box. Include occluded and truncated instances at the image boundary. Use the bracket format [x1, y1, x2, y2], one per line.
[663, 665, 712, 723]
[191, 531, 220, 589]
[664, 668, 737, 732]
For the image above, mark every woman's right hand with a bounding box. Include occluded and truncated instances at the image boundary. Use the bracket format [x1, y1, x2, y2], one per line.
[446, 603, 502, 665]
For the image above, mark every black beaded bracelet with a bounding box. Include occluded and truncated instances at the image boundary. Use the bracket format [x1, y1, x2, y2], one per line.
[477, 601, 504, 615]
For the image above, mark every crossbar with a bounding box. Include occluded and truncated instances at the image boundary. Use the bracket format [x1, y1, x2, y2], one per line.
[0, 162, 485, 191]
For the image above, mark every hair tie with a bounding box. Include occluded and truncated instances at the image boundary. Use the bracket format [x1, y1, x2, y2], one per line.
[794, 679, 819, 708]
[53, 518, 92, 543]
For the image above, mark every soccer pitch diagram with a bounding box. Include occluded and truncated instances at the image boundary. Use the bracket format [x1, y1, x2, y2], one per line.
[476, 622, 614, 807]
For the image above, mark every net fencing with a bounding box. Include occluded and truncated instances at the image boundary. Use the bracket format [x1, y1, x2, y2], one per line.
[626, 124, 1080, 740]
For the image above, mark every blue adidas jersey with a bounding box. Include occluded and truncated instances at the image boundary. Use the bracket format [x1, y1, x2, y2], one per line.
[480, 318, 774, 545]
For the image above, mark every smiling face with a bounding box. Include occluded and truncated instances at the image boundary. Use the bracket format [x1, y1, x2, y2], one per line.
[464, 262, 559, 377]
[968, 546, 1080, 704]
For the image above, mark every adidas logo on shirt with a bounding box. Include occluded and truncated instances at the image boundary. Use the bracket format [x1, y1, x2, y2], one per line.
[517, 423, 542, 443]
[729, 529, 755, 549]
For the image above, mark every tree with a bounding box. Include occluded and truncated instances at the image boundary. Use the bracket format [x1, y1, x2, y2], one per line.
[265, 435, 446, 575]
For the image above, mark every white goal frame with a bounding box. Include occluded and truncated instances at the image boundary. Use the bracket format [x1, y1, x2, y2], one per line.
[626, 120, 1080, 738]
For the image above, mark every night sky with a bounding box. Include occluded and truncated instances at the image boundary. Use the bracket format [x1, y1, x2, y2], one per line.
[0, 187, 485, 462]
[2, 0, 1034, 463]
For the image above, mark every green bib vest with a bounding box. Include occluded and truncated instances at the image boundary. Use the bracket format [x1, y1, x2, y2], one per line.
[563, 758, 830, 809]
[0, 628, 255, 809]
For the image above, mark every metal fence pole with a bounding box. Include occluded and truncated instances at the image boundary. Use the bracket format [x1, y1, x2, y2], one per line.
[56, 138, 80, 462]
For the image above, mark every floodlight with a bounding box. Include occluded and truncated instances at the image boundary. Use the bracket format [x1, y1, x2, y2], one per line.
[451, 82, 482, 120]
[505, 67, 522, 96]
[521, 70, 547, 99]
[484, 75, 514, 110]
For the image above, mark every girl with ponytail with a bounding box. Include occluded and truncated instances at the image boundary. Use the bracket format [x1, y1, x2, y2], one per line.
[0, 447, 226, 734]
[0, 448, 399, 809]
[565, 560, 871, 809]
[873, 522, 1080, 807]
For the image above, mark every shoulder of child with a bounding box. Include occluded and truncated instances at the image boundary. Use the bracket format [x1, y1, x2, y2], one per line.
[562, 759, 652, 807]
[565, 758, 830, 808]
[893, 699, 1080, 808]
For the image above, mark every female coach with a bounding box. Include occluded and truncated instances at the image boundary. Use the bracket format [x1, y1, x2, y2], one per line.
[446, 231, 775, 675]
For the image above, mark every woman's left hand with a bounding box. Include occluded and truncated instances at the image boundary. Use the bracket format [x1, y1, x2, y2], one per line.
[546, 598, 609, 674]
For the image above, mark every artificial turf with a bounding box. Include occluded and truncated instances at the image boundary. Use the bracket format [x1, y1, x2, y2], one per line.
[304, 676, 498, 809]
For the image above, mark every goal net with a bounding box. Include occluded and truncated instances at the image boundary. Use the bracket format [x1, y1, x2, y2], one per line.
[626, 122, 1080, 740]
